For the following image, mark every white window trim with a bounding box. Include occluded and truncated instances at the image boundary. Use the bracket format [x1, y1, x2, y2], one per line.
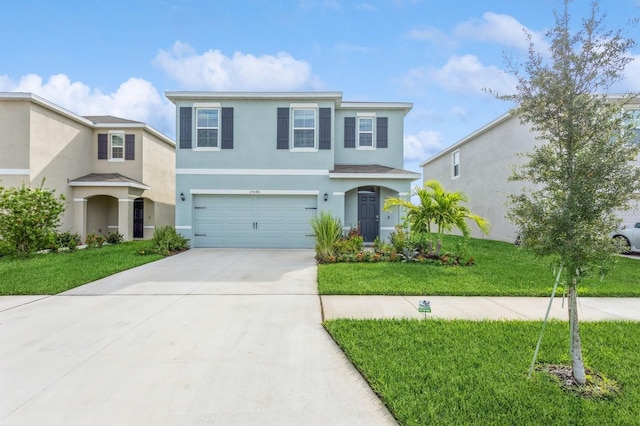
[195, 107, 221, 150]
[356, 114, 376, 150]
[109, 130, 125, 162]
[452, 150, 460, 179]
[291, 106, 318, 152]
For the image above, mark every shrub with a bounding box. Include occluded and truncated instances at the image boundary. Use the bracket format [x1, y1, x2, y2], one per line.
[373, 236, 392, 254]
[85, 233, 106, 249]
[106, 232, 124, 245]
[54, 231, 81, 251]
[149, 226, 189, 255]
[389, 226, 408, 254]
[311, 212, 342, 262]
[0, 181, 66, 256]
[335, 234, 363, 255]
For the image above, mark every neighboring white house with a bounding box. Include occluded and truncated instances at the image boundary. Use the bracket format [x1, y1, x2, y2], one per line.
[0, 92, 176, 241]
[166, 91, 420, 249]
[421, 104, 640, 243]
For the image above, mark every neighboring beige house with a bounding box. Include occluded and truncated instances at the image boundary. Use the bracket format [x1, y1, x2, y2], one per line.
[0, 92, 175, 241]
[421, 106, 640, 243]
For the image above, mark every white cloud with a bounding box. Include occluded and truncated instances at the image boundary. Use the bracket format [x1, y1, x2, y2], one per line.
[0, 73, 174, 135]
[404, 130, 446, 162]
[154, 42, 321, 91]
[430, 54, 517, 96]
[454, 12, 549, 52]
[619, 55, 640, 91]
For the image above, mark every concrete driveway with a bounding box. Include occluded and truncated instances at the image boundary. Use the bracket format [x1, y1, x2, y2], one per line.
[0, 249, 396, 426]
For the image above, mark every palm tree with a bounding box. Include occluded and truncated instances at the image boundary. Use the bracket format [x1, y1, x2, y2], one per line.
[384, 180, 489, 254]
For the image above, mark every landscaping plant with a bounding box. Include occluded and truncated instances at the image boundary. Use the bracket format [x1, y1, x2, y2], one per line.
[384, 179, 488, 256]
[149, 225, 189, 255]
[310, 211, 342, 262]
[0, 181, 65, 256]
[495, 0, 640, 384]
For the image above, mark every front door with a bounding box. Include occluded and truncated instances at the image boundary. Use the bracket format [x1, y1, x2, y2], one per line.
[133, 198, 144, 238]
[358, 192, 379, 243]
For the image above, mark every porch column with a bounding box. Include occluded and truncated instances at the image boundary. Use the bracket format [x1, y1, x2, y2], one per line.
[72, 198, 87, 242]
[118, 198, 134, 241]
[331, 191, 346, 233]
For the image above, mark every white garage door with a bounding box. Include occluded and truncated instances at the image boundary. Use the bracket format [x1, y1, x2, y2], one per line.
[193, 194, 317, 248]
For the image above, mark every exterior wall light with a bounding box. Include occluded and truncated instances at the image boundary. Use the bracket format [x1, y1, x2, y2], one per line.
[324, 192, 328, 202]
[180, 192, 185, 202]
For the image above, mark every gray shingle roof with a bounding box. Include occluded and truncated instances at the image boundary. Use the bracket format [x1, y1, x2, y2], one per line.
[82, 115, 142, 124]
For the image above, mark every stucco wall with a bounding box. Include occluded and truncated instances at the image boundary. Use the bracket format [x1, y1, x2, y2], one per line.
[174, 98, 336, 171]
[142, 130, 176, 231]
[0, 99, 30, 175]
[334, 108, 406, 169]
[28, 103, 94, 232]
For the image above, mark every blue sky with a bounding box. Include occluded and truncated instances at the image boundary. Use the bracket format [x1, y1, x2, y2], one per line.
[2, 0, 640, 175]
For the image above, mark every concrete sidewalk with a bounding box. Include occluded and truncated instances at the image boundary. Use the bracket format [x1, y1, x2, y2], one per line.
[321, 295, 640, 321]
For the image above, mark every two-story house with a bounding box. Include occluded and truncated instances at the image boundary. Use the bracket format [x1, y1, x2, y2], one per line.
[0, 92, 176, 242]
[421, 101, 640, 243]
[166, 91, 420, 249]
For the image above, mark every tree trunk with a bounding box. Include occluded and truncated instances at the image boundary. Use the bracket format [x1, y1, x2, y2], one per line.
[568, 283, 586, 385]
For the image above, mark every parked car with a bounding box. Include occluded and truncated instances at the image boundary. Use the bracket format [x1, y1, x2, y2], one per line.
[611, 222, 640, 254]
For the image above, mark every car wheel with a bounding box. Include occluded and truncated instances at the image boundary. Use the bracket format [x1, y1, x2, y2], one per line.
[613, 235, 632, 255]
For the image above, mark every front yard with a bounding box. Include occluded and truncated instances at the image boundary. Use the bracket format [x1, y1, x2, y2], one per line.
[319, 236, 640, 296]
[321, 235, 640, 425]
[0, 241, 163, 295]
[324, 319, 640, 425]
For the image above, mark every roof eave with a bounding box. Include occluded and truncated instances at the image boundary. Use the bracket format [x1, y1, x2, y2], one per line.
[419, 111, 513, 167]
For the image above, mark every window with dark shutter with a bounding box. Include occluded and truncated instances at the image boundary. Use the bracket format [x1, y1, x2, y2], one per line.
[125, 134, 135, 160]
[319, 108, 331, 150]
[277, 107, 289, 149]
[376, 117, 388, 148]
[344, 117, 356, 148]
[98, 133, 108, 159]
[221, 107, 234, 149]
[179, 107, 192, 149]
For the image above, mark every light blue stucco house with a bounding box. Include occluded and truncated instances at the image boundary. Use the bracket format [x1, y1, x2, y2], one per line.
[166, 91, 420, 248]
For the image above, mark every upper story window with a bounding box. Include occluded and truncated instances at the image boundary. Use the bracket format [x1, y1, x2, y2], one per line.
[357, 116, 374, 149]
[196, 108, 219, 148]
[110, 132, 124, 160]
[452, 150, 460, 178]
[292, 108, 316, 149]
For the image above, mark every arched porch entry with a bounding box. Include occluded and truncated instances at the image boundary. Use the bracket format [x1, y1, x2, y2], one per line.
[69, 173, 150, 242]
[86, 195, 118, 236]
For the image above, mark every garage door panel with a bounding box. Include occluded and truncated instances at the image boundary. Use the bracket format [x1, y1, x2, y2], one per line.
[193, 195, 316, 248]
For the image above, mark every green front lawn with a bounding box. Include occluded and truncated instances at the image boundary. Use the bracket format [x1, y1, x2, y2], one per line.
[325, 319, 640, 425]
[319, 236, 640, 296]
[0, 241, 163, 295]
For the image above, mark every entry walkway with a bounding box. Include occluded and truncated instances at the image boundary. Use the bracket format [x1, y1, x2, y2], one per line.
[321, 295, 640, 321]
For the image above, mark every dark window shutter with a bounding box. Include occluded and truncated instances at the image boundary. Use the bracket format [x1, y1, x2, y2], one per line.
[179, 107, 192, 149]
[98, 133, 108, 159]
[277, 107, 289, 149]
[221, 107, 234, 149]
[376, 117, 388, 148]
[344, 117, 355, 148]
[319, 108, 331, 150]
[125, 134, 135, 160]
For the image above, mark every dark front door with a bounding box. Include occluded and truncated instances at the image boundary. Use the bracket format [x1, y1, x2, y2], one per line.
[133, 198, 144, 238]
[358, 193, 379, 243]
